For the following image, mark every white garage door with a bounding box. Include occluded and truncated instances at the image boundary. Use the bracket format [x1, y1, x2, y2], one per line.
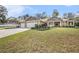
[27, 23, 36, 28]
[21, 23, 25, 28]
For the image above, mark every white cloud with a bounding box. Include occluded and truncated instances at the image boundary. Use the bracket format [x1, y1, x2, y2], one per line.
[5, 5, 25, 17]
[4, 5, 40, 17]
[4, 5, 34, 17]
[1, 0, 79, 5]
[64, 5, 73, 7]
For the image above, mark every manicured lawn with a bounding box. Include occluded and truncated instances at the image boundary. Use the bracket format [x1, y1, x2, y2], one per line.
[0, 26, 16, 30]
[0, 28, 79, 53]
[0, 28, 5, 30]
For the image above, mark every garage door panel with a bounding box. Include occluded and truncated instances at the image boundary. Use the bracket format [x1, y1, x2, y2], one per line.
[21, 23, 25, 28]
[27, 23, 36, 28]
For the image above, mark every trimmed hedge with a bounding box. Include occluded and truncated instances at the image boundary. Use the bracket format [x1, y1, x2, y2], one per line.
[31, 24, 50, 31]
[75, 23, 79, 27]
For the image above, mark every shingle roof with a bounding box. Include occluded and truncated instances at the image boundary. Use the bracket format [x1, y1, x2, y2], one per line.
[25, 16, 38, 21]
[48, 17, 62, 21]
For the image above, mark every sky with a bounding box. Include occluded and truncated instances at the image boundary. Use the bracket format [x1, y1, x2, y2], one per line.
[4, 5, 79, 17]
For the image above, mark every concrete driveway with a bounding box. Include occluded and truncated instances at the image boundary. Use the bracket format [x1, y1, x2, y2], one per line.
[0, 28, 30, 38]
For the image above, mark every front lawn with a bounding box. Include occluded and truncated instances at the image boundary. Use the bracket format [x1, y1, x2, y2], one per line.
[0, 28, 5, 30]
[0, 28, 79, 53]
[0, 26, 16, 30]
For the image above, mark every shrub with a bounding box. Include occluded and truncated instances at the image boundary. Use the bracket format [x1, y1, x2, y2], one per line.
[31, 27, 35, 29]
[75, 23, 79, 26]
[34, 24, 50, 31]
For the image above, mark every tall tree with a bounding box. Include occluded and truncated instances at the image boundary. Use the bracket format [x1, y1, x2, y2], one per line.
[36, 13, 42, 19]
[52, 9, 59, 18]
[63, 13, 68, 19]
[41, 12, 47, 19]
[18, 16, 22, 20]
[0, 5, 7, 23]
[18, 14, 29, 20]
[36, 12, 47, 19]
[23, 14, 29, 20]
[67, 12, 75, 20]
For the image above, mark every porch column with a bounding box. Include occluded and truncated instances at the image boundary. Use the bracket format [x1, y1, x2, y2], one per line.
[47, 21, 49, 27]
[60, 21, 62, 27]
[53, 21, 54, 27]
[73, 20, 75, 26]
[25, 21, 27, 28]
[66, 21, 68, 26]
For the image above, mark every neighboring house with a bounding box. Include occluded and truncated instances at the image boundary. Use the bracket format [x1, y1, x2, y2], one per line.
[3, 17, 21, 27]
[0, 20, 20, 28]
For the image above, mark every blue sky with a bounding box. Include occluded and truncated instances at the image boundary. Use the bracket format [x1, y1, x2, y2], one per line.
[5, 5, 79, 17]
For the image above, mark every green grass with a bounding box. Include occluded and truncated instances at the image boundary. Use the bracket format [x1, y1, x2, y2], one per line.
[0, 26, 16, 30]
[0, 28, 5, 30]
[0, 28, 79, 53]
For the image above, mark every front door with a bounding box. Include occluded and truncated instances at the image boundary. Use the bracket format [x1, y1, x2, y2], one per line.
[54, 22, 60, 27]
